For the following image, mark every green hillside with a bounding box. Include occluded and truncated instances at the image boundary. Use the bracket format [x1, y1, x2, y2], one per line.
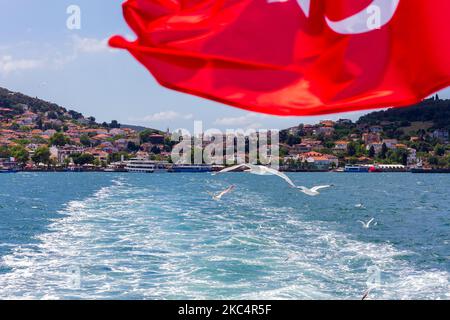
[357, 96, 450, 130]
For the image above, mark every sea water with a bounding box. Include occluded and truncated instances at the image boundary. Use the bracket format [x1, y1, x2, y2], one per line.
[0, 172, 448, 299]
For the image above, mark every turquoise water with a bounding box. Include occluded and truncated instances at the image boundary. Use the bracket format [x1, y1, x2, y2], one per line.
[0, 172, 448, 300]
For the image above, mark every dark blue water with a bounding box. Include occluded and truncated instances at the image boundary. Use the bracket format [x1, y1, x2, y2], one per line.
[0, 172, 448, 299]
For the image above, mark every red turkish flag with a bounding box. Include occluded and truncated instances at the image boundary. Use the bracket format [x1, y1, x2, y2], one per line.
[109, 0, 450, 116]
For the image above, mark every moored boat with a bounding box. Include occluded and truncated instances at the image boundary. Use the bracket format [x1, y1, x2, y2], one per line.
[125, 158, 155, 173]
[344, 165, 369, 173]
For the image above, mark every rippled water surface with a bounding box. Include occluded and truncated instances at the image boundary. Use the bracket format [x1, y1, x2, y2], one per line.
[0, 172, 448, 299]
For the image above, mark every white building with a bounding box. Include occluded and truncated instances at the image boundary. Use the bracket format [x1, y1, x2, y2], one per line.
[50, 145, 86, 163]
[407, 148, 417, 166]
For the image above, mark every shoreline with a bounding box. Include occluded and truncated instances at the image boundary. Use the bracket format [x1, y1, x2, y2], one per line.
[3, 169, 449, 174]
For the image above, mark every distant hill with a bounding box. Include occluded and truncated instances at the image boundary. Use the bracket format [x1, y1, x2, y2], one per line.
[0, 87, 84, 120]
[121, 124, 164, 134]
[0, 87, 161, 132]
[357, 97, 450, 130]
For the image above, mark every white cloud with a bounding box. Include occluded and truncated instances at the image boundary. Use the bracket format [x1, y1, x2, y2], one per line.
[214, 114, 263, 126]
[72, 35, 112, 54]
[0, 55, 44, 75]
[0, 35, 114, 75]
[134, 111, 194, 122]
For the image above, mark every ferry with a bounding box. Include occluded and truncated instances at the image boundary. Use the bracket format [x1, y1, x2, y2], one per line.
[170, 164, 212, 173]
[125, 158, 155, 173]
[0, 160, 19, 173]
[344, 165, 369, 173]
[104, 162, 127, 172]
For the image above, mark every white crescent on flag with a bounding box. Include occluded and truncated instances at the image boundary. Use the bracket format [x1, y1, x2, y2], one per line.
[296, 0, 311, 17]
[293, 0, 400, 34]
[325, 0, 400, 34]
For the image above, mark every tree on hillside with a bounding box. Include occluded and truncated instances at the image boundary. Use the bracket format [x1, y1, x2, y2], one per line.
[428, 156, 439, 166]
[10, 145, 29, 166]
[110, 120, 120, 129]
[0, 146, 11, 158]
[127, 141, 140, 152]
[279, 130, 288, 143]
[36, 118, 43, 130]
[68, 110, 83, 120]
[386, 149, 409, 165]
[380, 143, 388, 159]
[80, 135, 91, 147]
[286, 134, 300, 146]
[47, 111, 58, 119]
[49, 132, 70, 146]
[32, 146, 51, 166]
[368, 146, 375, 158]
[324, 140, 335, 149]
[412, 141, 432, 153]
[347, 142, 357, 157]
[140, 129, 160, 143]
[434, 144, 446, 157]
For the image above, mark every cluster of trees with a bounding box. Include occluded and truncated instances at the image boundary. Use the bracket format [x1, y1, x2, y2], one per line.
[0, 144, 53, 167]
[101, 120, 121, 129]
[0, 144, 30, 165]
[358, 95, 449, 129]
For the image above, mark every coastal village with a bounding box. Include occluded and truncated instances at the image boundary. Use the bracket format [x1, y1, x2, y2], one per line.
[0, 87, 449, 173]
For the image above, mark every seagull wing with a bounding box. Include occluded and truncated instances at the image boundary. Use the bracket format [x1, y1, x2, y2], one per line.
[214, 164, 250, 175]
[358, 220, 365, 226]
[215, 191, 225, 198]
[362, 288, 372, 300]
[265, 167, 297, 187]
[311, 185, 332, 192]
[218, 185, 235, 197]
[367, 218, 375, 226]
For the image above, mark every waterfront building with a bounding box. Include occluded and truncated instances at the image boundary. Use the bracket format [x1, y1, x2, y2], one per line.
[50, 145, 86, 163]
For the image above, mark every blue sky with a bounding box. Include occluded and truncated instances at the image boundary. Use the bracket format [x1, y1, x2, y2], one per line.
[0, 0, 449, 131]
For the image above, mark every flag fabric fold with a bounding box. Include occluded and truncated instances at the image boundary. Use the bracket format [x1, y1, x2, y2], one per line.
[110, 0, 450, 116]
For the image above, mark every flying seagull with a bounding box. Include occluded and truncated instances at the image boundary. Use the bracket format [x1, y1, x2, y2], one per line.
[296, 185, 333, 196]
[358, 218, 376, 229]
[361, 287, 373, 300]
[355, 201, 365, 209]
[209, 185, 235, 201]
[213, 164, 297, 188]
